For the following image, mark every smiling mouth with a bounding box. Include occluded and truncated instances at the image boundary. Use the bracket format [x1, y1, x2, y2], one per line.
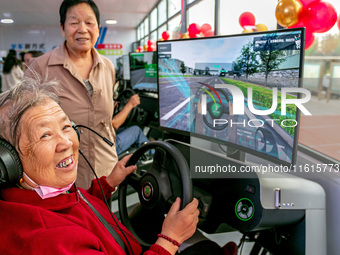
[56, 157, 73, 168]
[76, 38, 89, 41]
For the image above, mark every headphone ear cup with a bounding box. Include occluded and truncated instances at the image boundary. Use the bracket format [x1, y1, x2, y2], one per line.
[0, 139, 23, 187]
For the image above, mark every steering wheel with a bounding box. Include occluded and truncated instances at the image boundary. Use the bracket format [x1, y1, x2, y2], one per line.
[113, 88, 137, 127]
[200, 88, 231, 130]
[118, 141, 193, 247]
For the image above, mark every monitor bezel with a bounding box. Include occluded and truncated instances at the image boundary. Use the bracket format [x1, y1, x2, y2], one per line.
[157, 27, 306, 166]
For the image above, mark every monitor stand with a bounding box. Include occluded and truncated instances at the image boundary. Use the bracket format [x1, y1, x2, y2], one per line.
[191, 136, 246, 162]
[226, 146, 245, 162]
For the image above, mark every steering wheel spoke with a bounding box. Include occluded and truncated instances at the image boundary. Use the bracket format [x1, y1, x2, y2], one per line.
[151, 147, 170, 168]
[125, 172, 142, 191]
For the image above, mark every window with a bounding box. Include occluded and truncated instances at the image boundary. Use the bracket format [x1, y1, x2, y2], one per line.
[219, 0, 277, 35]
[299, 0, 340, 162]
[137, 26, 141, 41]
[150, 8, 158, 31]
[168, 15, 181, 39]
[168, 0, 182, 18]
[158, 24, 167, 40]
[158, 0, 167, 26]
[140, 22, 145, 38]
[150, 30, 157, 42]
[187, 0, 215, 31]
[140, 38, 146, 48]
[144, 17, 149, 36]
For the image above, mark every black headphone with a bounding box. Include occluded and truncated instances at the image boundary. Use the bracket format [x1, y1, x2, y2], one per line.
[0, 122, 80, 188]
[0, 139, 23, 187]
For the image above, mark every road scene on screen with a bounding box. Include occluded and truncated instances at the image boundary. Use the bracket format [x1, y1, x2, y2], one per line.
[158, 30, 302, 163]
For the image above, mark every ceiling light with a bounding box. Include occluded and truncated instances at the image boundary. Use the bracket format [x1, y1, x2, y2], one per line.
[105, 19, 117, 25]
[1, 19, 14, 24]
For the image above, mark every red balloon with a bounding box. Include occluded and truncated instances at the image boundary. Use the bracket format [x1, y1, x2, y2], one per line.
[162, 31, 170, 41]
[288, 20, 314, 50]
[147, 40, 153, 47]
[188, 23, 201, 38]
[301, 1, 337, 33]
[305, 28, 315, 49]
[239, 12, 256, 29]
[299, 0, 320, 7]
[204, 30, 214, 37]
[137, 46, 143, 52]
[201, 23, 212, 34]
[147, 45, 154, 52]
[337, 14, 340, 31]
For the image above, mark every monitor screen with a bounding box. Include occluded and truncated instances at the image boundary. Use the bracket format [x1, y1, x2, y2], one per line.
[130, 52, 158, 92]
[157, 28, 305, 165]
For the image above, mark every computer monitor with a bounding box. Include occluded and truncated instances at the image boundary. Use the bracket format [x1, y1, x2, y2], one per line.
[157, 28, 305, 166]
[129, 51, 158, 93]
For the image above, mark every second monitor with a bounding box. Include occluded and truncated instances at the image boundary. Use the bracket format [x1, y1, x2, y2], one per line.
[130, 51, 158, 93]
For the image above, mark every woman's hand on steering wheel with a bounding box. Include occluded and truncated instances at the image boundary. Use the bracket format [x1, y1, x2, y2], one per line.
[155, 197, 199, 254]
[161, 197, 199, 243]
[106, 155, 137, 188]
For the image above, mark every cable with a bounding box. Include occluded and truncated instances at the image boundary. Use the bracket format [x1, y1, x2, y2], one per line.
[75, 125, 114, 146]
[238, 234, 246, 255]
[79, 148, 135, 255]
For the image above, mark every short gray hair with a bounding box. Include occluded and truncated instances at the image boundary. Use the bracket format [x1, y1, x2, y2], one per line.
[0, 77, 62, 151]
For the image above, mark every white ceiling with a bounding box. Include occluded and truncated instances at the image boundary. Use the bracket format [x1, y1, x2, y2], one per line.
[0, 0, 158, 29]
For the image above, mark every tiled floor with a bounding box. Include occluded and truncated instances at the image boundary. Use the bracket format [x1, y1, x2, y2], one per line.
[299, 96, 340, 161]
[299, 115, 340, 160]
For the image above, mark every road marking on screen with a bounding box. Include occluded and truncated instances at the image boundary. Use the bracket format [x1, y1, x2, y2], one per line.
[161, 95, 195, 120]
[165, 84, 183, 88]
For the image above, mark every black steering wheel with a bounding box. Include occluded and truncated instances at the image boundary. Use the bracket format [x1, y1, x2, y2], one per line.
[113, 88, 137, 127]
[118, 141, 192, 247]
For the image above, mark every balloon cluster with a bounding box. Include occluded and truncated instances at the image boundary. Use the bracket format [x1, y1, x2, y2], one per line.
[181, 23, 214, 39]
[158, 23, 214, 41]
[238, 12, 269, 33]
[275, 0, 338, 49]
[136, 22, 215, 52]
[136, 40, 156, 53]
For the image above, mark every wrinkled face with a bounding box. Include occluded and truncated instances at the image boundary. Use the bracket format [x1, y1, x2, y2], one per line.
[18, 99, 79, 188]
[61, 2, 100, 54]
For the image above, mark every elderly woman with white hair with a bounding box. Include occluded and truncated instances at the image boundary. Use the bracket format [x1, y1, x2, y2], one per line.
[0, 78, 202, 255]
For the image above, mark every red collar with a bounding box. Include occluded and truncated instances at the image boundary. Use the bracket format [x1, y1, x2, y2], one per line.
[1, 185, 80, 211]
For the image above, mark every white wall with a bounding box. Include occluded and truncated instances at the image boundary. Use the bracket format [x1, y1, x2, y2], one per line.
[0, 25, 135, 66]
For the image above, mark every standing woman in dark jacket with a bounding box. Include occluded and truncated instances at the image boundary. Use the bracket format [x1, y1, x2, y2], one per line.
[1, 49, 24, 92]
